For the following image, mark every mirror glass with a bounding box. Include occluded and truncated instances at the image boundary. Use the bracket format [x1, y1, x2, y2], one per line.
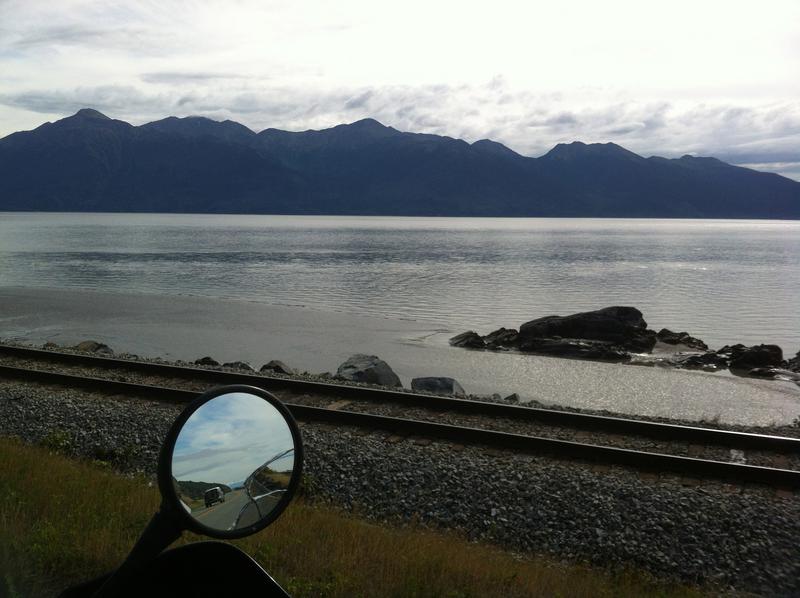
[170, 392, 296, 532]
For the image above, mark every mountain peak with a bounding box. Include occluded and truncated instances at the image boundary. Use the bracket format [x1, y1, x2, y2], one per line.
[72, 108, 110, 120]
[335, 118, 398, 136]
[312, 117, 398, 141]
[472, 138, 520, 158]
[542, 141, 644, 161]
[347, 118, 388, 129]
[679, 154, 725, 165]
[140, 115, 255, 141]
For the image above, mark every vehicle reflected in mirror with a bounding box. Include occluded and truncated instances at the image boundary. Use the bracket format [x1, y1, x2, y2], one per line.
[169, 391, 297, 533]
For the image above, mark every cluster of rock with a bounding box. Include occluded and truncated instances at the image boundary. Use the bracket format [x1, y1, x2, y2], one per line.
[194, 355, 295, 375]
[194, 352, 470, 398]
[333, 354, 468, 398]
[451, 306, 656, 362]
[56, 341, 474, 399]
[60, 340, 114, 355]
[450, 306, 800, 382]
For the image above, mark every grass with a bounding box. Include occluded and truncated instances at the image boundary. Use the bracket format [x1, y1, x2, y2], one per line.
[0, 436, 704, 597]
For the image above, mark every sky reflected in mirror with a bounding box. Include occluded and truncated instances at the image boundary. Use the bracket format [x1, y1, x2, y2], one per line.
[172, 392, 294, 487]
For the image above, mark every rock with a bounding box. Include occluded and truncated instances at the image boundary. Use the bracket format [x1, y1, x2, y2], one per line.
[786, 351, 800, 373]
[518, 337, 630, 362]
[503, 393, 520, 403]
[482, 327, 519, 348]
[747, 368, 800, 381]
[411, 377, 466, 397]
[73, 340, 113, 355]
[715, 344, 748, 362]
[729, 345, 783, 371]
[449, 331, 486, 349]
[194, 356, 219, 366]
[336, 354, 402, 387]
[222, 361, 255, 371]
[668, 352, 728, 372]
[43, 342, 59, 350]
[518, 306, 657, 352]
[260, 360, 294, 375]
[656, 328, 708, 351]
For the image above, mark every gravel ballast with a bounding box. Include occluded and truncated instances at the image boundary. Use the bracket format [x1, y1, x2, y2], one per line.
[1, 343, 799, 469]
[1, 381, 799, 595]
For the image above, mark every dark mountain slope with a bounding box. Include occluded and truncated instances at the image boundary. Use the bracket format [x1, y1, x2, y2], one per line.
[140, 115, 256, 144]
[256, 119, 559, 215]
[0, 109, 798, 217]
[534, 142, 800, 218]
[0, 110, 301, 213]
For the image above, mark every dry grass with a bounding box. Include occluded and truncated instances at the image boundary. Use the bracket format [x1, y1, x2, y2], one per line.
[0, 437, 704, 597]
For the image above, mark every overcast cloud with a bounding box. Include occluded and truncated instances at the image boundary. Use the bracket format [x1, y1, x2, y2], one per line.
[1, 0, 798, 179]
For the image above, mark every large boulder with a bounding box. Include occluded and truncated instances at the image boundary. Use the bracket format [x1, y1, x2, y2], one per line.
[518, 337, 630, 362]
[336, 354, 402, 387]
[411, 377, 466, 397]
[449, 331, 486, 349]
[260, 360, 294, 375]
[518, 306, 656, 352]
[729, 345, 783, 371]
[715, 344, 748, 362]
[656, 328, 708, 351]
[73, 340, 113, 355]
[195, 356, 219, 366]
[482, 327, 519, 349]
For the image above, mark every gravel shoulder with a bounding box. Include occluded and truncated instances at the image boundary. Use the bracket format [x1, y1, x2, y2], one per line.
[1, 379, 799, 596]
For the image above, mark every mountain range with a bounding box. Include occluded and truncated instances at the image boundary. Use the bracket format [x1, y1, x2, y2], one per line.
[0, 108, 798, 218]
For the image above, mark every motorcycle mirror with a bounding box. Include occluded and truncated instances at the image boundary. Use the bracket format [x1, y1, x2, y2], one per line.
[158, 385, 304, 539]
[76, 386, 303, 597]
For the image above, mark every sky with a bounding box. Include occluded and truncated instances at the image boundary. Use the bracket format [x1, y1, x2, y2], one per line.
[0, 0, 798, 179]
[172, 392, 295, 486]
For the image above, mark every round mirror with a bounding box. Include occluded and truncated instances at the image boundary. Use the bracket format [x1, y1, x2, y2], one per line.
[159, 386, 303, 538]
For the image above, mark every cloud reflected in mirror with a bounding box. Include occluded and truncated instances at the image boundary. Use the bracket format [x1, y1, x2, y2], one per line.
[171, 392, 295, 532]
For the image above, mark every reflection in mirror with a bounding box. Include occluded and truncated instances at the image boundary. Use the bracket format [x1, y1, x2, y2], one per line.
[171, 392, 295, 533]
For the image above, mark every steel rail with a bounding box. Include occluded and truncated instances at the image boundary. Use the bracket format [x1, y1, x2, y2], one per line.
[0, 344, 798, 453]
[1, 363, 799, 489]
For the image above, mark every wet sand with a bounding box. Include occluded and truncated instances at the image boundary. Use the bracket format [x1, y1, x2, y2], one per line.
[1, 286, 798, 426]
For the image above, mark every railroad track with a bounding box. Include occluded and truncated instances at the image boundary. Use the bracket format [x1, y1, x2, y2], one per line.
[1, 344, 799, 489]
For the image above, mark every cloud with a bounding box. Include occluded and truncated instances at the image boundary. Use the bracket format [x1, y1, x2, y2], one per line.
[172, 392, 295, 485]
[0, 85, 167, 119]
[141, 72, 250, 85]
[1, 1, 797, 177]
[11, 25, 150, 51]
[0, 3, 184, 57]
[736, 162, 800, 181]
[344, 90, 373, 111]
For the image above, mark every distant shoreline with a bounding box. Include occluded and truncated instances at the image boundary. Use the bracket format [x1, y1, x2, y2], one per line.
[1, 209, 799, 221]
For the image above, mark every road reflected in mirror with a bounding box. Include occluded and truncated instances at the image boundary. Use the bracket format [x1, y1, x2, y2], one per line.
[171, 392, 295, 532]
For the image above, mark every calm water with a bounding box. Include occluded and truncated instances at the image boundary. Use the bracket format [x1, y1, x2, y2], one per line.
[1, 213, 799, 353]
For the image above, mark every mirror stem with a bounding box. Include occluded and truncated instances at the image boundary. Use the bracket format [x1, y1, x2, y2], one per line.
[94, 504, 183, 597]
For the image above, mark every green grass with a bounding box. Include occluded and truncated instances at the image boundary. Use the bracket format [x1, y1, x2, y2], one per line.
[0, 436, 705, 597]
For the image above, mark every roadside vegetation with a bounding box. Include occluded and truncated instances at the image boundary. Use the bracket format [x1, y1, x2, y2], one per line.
[0, 436, 703, 597]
